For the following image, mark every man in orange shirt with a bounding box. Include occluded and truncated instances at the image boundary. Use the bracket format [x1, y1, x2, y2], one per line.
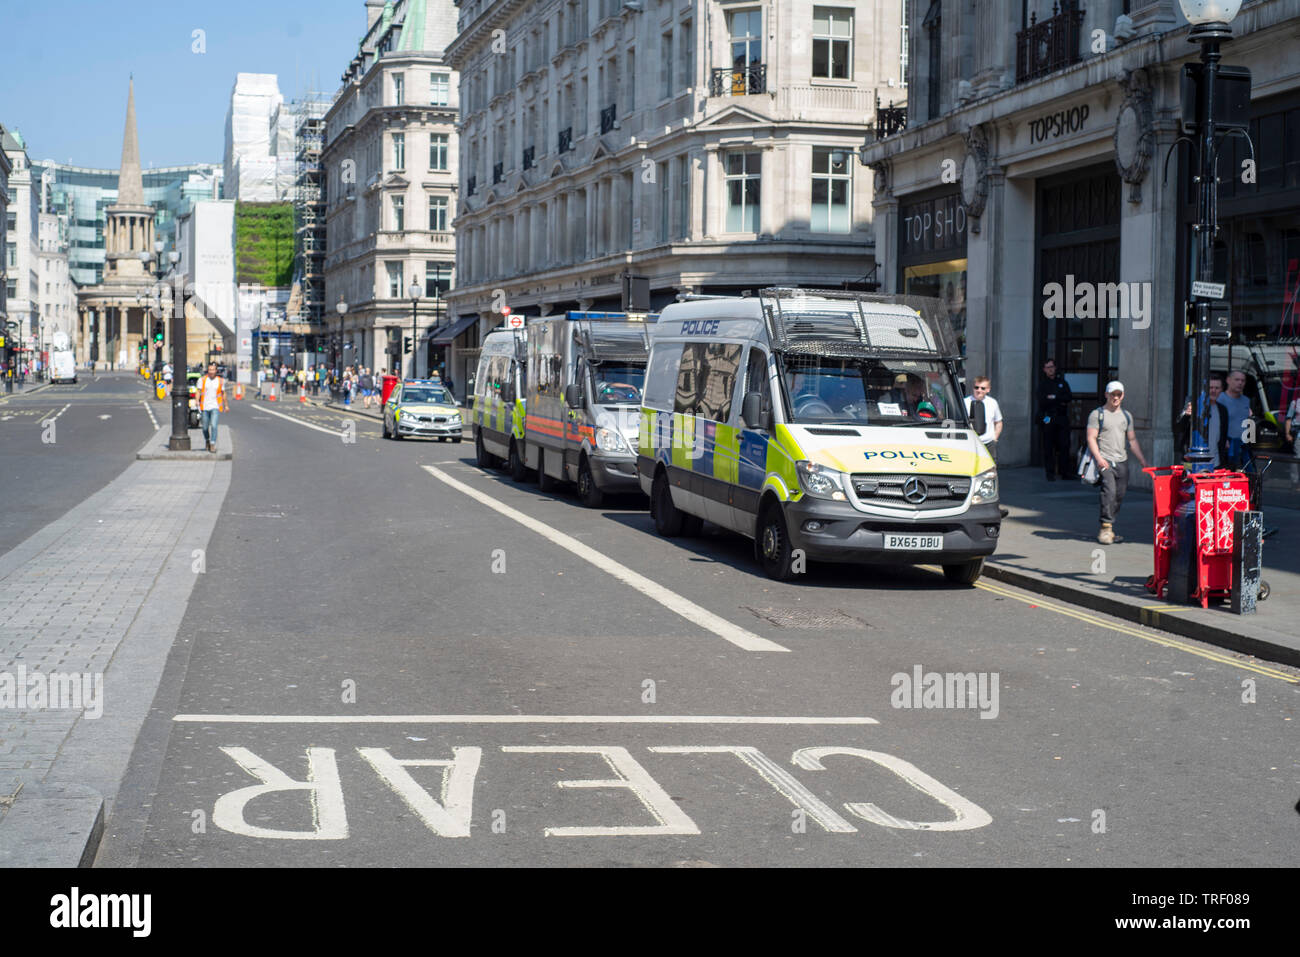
[196, 361, 228, 452]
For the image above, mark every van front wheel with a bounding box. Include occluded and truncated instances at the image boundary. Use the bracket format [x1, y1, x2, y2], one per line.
[577, 456, 604, 508]
[509, 441, 528, 481]
[758, 504, 796, 581]
[942, 558, 984, 585]
[653, 474, 685, 537]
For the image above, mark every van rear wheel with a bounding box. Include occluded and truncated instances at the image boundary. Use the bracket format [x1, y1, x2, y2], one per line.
[758, 504, 796, 581]
[475, 432, 494, 468]
[509, 441, 528, 481]
[942, 558, 984, 585]
[652, 473, 685, 537]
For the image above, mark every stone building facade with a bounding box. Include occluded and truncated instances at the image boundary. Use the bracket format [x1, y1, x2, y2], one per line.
[444, 0, 905, 392]
[860, 0, 1300, 478]
[322, 0, 459, 382]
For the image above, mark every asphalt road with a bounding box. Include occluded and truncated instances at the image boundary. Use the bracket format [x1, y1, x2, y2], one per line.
[25, 385, 1293, 867]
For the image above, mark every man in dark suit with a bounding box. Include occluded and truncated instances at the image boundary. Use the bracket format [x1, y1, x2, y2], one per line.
[1037, 358, 1073, 480]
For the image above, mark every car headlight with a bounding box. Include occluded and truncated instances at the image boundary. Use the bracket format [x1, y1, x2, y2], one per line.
[796, 460, 847, 501]
[971, 468, 998, 504]
[595, 427, 629, 453]
[449, 413, 461, 424]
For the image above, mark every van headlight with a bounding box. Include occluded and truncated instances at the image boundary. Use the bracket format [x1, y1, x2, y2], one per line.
[796, 461, 848, 501]
[971, 468, 998, 504]
[596, 427, 629, 453]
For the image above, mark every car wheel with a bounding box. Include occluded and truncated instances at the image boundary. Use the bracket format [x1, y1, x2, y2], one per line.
[537, 449, 558, 492]
[452, 436, 462, 444]
[757, 504, 796, 581]
[942, 558, 984, 585]
[509, 441, 528, 482]
[383, 417, 392, 439]
[652, 472, 685, 537]
[577, 456, 604, 508]
[392, 422, 403, 440]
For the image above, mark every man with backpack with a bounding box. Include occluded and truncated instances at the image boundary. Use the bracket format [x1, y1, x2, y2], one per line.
[1085, 381, 1148, 544]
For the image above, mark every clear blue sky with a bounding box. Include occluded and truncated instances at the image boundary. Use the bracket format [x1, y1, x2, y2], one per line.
[0, 0, 367, 169]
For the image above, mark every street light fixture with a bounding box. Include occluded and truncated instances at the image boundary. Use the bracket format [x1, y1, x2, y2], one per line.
[1178, 0, 1243, 474]
[336, 300, 348, 374]
[408, 279, 422, 379]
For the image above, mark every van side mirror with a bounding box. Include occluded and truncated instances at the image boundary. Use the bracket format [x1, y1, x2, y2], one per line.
[564, 383, 582, 408]
[741, 391, 765, 430]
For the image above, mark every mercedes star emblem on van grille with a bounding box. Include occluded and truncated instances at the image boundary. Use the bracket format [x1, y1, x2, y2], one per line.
[902, 476, 929, 504]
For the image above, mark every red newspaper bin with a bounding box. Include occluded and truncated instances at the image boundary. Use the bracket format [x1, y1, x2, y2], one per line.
[1143, 466, 1187, 598]
[1187, 470, 1252, 608]
[380, 374, 399, 407]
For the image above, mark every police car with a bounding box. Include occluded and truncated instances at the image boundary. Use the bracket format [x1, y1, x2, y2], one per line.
[383, 378, 462, 441]
[638, 289, 999, 583]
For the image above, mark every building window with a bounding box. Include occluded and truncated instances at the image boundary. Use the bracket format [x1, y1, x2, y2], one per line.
[429, 195, 448, 231]
[725, 152, 761, 233]
[391, 194, 405, 231]
[675, 154, 690, 239]
[659, 161, 671, 241]
[812, 7, 853, 80]
[900, 0, 910, 87]
[924, 1, 941, 119]
[811, 148, 852, 233]
[430, 133, 449, 171]
[386, 261, 404, 298]
[5, 243, 14, 267]
[431, 72, 449, 106]
[661, 30, 674, 100]
[393, 74, 405, 106]
[392, 132, 406, 171]
[679, 20, 694, 89]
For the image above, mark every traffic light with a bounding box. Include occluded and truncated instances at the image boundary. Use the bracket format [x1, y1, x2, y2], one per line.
[403, 337, 412, 354]
[152, 320, 164, 344]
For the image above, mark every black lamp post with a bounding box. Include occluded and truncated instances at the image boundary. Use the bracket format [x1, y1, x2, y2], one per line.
[1180, 0, 1242, 473]
[336, 300, 347, 378]
[408, 279, 422, 379]
[142, 240, 188, 450]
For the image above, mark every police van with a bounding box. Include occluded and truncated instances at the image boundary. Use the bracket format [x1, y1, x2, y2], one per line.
[638, 288, 1000, 582]
[522, 312, 653, 506]
[471, 326, 527, 473]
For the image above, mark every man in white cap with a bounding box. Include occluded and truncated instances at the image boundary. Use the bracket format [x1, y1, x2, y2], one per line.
[1085, 381, 1148, 544]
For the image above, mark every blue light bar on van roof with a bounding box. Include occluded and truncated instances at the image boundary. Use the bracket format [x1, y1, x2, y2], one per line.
[563, 311, 659, 322]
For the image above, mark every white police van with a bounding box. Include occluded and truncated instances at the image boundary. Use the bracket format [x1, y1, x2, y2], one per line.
[638, 288, 1000, 582]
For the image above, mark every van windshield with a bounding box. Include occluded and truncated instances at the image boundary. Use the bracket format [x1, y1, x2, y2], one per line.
[781, 355, 964, 427]
[592, 362, 646, 404]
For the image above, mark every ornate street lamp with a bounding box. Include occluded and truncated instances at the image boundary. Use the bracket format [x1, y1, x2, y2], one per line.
[408, 279, 422, 379]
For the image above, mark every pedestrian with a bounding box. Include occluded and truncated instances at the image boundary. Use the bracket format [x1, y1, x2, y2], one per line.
[342, 367, 354, 407]
[196, 361, 228, 453]
[296, 366, 306, 396]
[964, 376, 1003, 462]
[162, 362, 174, 394]
[361, 367, 375, 408]
[1283, 388, 1300, 487]
[1218, 370, 1254, 470]
[445, 375, 455, 402]
[1176, 374, 1228, 468]
[1086, 381, 1149, 545]
[1037, 358, 1073, 481]
[256, 366, 265, 398]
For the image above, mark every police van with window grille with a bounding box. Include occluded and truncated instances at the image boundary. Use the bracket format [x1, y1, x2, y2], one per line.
[638, 289, 1000, 582]
[471, 327, 528, 472]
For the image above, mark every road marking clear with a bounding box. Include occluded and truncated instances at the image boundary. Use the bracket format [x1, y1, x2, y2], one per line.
[173, 713, 875, 724]
[970, 575, 1298, 684]
[421, 464, 790, 653]
[256, 403, 347, 437]
[49, 403, 71, 421]
[140, 400, 158, 429]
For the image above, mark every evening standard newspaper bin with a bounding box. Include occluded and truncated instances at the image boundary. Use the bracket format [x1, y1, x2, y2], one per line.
[1186, 470, 1252, 609]
[1143, 465, 1187, 599]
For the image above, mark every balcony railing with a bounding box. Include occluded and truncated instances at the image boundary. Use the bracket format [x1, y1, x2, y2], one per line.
[1015, 1, 1085, 84]
[876, 105, 907, 140]
[558, 127, 573, 153]
[466, 175, 476, 196]
[522, 146, 535, 170]
[492, 162, 504, 184]
[709, 64, 767, 97]
[599, 104, 616, 134]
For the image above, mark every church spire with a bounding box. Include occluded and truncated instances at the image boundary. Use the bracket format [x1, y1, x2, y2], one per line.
[117, 78, 144, 205]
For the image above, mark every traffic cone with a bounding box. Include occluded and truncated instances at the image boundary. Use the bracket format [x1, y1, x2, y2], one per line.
[299, 389, 308, 404]
[234, 383, 244, 400]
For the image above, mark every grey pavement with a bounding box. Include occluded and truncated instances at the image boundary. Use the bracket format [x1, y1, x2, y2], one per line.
[988, 467, 1300, 666]
[0, 436, 232, 866]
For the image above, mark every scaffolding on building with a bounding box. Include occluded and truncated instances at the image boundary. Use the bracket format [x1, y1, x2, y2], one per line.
[291, 93, 329, 336]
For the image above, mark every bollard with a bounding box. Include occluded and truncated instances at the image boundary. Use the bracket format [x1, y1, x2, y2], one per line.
[1230, 510, 1263, 615]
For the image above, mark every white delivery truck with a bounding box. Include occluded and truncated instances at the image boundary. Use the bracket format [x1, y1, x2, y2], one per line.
[50, 350, 77, 384]
[638, 288, 1000, 582]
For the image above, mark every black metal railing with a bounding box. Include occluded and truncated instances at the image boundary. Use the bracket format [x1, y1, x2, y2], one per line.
[522, 146, 534, 170]
[708, 64, 766, 97]
[1015, 1, 1085, 84]
[558, 127, 572, 152]
[492, 162, 503, 184]
[466, 175, 476, 196]
[876, 105, 907, 139]
[599, 104, 616, 134]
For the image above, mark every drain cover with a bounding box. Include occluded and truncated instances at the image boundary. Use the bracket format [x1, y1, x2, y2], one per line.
[741, 606, 869, 629]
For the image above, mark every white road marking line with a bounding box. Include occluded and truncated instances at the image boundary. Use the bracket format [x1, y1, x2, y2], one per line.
[49, 403, 71, 421]
[140, 400, 158, 429]
[256, 403, 346, 437]
[421, 464, 790, 653]
[173, 714, 876, 724]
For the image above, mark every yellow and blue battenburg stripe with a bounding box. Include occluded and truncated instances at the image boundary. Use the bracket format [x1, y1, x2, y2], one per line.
[641, 409, 805, 503]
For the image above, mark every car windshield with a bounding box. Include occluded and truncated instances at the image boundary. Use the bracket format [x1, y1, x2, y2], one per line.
[402, 387, 451, 405]
[592, 363, 646, 404]
[781, 355, 964, 427]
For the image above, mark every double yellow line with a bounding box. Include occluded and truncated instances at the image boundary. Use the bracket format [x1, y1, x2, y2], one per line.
[972, 576, 1298, 684]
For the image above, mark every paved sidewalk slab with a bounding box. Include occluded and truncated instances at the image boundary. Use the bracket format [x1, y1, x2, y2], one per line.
[136, 424, 233, 460]
[988, 467, 1300, 668]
